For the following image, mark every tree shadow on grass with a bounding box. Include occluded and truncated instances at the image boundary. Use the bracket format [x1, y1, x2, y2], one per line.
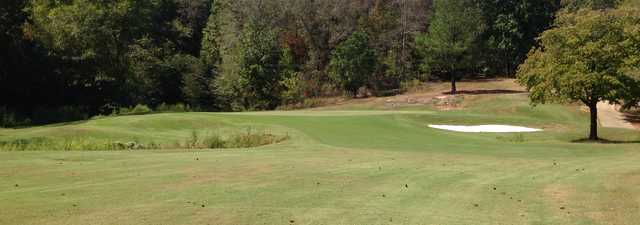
[571, 138, 640, 144]
[442, 89, 527, 95]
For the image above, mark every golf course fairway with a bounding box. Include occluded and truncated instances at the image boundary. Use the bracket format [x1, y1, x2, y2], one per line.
[1, 92, 640, 225]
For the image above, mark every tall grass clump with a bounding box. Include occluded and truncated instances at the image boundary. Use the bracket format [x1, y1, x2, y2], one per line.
[0, 128, 287, 151]
[225, 128, 288, 148]
[0, 138, 138, 151]
[178, 129, 288, 149]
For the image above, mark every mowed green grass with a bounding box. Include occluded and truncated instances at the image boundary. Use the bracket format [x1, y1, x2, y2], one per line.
[1, 92, 640, 225]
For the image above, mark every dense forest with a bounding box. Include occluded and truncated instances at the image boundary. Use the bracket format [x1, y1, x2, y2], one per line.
[0, 0, 631, 126]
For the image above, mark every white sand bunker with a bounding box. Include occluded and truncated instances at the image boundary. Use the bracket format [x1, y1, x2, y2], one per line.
[429, 124, 542, 133]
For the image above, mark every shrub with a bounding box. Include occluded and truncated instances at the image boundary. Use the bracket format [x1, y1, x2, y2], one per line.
[280, 73, 306, 105]
[203, 133, 225, 148]
[131, 104, 152, 115]
[225, 128, 288, 148]
[118, 104, 152, 115]
[156, 103, 193, 112]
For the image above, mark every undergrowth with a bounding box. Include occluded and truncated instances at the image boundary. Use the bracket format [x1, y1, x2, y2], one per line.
[0, 129, 288, 151]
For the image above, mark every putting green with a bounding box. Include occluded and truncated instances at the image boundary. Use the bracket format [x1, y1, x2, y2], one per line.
[1, 93, 639, 225]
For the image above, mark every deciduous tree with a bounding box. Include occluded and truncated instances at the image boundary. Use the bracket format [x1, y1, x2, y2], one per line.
[517, 9, 640, 140]
[329, 31, 377, 96]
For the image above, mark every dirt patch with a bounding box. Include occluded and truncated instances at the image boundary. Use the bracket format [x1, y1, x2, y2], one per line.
[168, 163, 275, 191]
[429, 95, 465, 111]
[543, 184, 574, 206]
[597, 102, 636, 130]
[308, 79, 526, 111]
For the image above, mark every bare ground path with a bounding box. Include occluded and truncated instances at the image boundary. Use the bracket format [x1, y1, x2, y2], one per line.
[597, 102, 637, 129]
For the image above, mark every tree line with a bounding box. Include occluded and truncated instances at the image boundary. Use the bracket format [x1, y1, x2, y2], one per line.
[0, 0, 631, 126]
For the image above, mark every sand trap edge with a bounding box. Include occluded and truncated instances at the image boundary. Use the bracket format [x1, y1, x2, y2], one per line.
[428, 124, 542, 133]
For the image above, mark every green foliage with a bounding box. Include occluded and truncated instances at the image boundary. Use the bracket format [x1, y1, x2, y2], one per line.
[200, 0, 223, 71]
[128, 37, 209, 107]
[118, 104, 153, 116]
[475, 0, 560, 75]
[213, 19, 286, 111]
[126, 37, 176, 105]
[279, 48, 306, 105]
[562, 0, 622, 10]
[155, 103, 193, 113]
[0, 107, 31, 128]
[518, 9, 640, 106]
[370, 49, 408, 94]
[8, 0, 640, 122]
[279, 74, 306, 105]
[21, 0, 214, 116]
[329, 31, 377, 96]
[416, 0, 485, 93]
[517, 8, 640, 139]
[174, 55, 213, 108]
[191, 2, 222, 108]
[27, 0, 156, 80]
[232, 21, 284, 110]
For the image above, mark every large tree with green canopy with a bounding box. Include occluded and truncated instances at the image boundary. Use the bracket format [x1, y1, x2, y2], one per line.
[415, 0, 485, 95]
[517, 8, 640, 140]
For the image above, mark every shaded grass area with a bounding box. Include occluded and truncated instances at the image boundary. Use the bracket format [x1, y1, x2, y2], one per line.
[1, 88, 640, 225]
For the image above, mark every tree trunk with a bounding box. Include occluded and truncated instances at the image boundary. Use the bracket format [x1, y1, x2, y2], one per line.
[450, 73, 457, 95]
[588, 101, 599, 140]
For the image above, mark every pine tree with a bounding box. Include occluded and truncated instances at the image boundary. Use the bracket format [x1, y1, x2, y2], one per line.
[415, 0, 485, 94]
